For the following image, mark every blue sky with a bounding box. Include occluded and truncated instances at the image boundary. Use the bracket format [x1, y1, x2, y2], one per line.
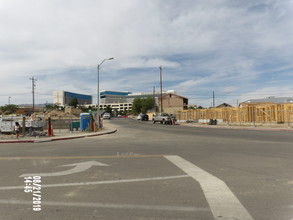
[1, 0, 293, 107]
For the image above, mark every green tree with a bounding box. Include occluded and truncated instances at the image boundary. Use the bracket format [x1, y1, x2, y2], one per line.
[105, 105, 112, 114]
[68, 98, 79, 108]
[44, 103, 59, 111]
[132, 97, 156, 115]
[120, 110, 130, 116]
[0, 104, 18, 115]
[144, 97, 155, 110]
[132, 98, 142, 115]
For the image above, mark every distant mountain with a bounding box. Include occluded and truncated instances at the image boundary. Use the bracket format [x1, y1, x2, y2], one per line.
[18, 103, 50, 107]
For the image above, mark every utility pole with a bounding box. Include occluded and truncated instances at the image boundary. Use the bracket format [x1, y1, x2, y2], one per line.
[212, 91, 215, 108]
[30, 77, 37, 113]
[159, 66, 163, 113]
[153, 86, 156, 107]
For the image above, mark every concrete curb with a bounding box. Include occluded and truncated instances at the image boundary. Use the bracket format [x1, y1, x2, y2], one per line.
[0, 129, 118, 144]
[180, 123, 293, 132]
[133, 118, 293, 132]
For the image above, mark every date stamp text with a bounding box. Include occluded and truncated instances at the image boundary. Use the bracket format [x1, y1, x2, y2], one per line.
[24, 176, 42, 211]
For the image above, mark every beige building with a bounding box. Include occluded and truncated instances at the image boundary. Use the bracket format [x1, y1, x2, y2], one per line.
[158, 93, 188, 115]
[100, 103, 132, 112]
[97, 90, 188, 114]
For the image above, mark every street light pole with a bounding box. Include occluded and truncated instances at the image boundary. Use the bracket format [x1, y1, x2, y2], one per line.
[8, 96, 11, 105]
[97, 57, 114, 110]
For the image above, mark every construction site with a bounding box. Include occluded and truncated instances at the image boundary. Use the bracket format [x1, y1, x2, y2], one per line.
[0, 107, 81, 137]
[176, 102, 293, 127]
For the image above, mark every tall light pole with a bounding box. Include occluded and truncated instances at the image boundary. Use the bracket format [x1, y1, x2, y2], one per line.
[97, 57, 114, 110]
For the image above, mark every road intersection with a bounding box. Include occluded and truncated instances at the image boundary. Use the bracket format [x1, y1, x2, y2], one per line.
[0, 118, 292, 219]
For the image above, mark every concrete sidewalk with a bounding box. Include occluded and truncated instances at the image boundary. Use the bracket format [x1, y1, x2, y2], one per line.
[0, 127, 117, 144]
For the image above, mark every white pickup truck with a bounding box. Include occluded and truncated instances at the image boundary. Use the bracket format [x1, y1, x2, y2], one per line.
[152, 113, 173, 124]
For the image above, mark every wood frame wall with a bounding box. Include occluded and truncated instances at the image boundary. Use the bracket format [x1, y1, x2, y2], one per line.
[176, 103, 293, 123]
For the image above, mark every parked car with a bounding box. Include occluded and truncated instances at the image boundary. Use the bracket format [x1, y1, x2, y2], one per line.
[137, 114, 149, 121]
[137, 114, 142, 120]
[103, 112, 111, 119]
[152, 113, 172, 124]
[141, 114, 149, 121]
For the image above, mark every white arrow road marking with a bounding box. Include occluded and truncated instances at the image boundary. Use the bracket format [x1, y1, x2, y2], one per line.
[19, 161, 109, 177]
[165, 155, 254, 220]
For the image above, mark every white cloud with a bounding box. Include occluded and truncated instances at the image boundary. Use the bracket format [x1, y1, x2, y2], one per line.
[118, 58, 179, 69]
[1, 0, 293, 107]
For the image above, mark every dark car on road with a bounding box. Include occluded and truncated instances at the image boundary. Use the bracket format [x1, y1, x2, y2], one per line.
[137, 114, 149, 121]
[141, 114, 149, 121]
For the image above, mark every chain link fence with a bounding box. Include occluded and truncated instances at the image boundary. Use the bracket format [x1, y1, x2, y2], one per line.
[44, 116, 79, 134]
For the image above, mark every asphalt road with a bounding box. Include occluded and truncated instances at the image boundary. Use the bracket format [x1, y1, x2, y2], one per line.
[0, 118, 292, 220]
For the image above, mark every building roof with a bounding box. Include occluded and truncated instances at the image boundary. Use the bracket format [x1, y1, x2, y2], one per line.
[243, 97, 293, 104]
[161, 93, 188, 100]
[216, 103, 233, 108]
[100, 91, 131, 96]
[64, 91, 92, 100]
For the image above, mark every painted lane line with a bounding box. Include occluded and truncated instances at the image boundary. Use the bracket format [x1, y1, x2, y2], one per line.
[165, 155, 254, 220]
[0, 154, 170, 160]
[19, 161, 109, 177]
[0, 175, 189, 190]
[0, 199, 209, 212]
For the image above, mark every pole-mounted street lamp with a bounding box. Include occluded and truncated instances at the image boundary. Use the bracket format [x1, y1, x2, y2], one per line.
[97, 57, 114, 110]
